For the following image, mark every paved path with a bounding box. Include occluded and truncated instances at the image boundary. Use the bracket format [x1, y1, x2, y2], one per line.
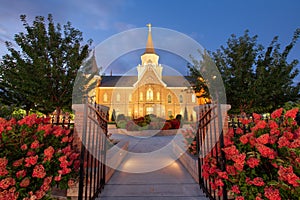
[97, 133, 208, 200]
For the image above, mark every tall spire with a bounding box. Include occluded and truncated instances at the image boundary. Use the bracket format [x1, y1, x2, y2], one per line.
[144, 23, 155, 54]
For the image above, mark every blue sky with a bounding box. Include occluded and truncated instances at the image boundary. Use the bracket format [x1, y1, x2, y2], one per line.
[0, 0, 299, 81]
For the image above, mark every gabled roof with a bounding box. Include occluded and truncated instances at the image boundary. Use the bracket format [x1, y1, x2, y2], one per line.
[100, 76, 137, 87]
[100, 75, 193, 87]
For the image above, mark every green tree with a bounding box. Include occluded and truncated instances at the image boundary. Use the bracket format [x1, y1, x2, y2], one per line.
[254, 29, 300, 112]
[0, 14, 91, 117]
[111, 109, 116, 122]
[188, 50, 225, 104]
[212, 29, 300, 114]
[184, 106, 188, 121]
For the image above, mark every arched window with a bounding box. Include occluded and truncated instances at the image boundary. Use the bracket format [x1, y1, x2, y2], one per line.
[116, 93, 120, 102]
[103, 93, 108, 102]
[167, 94, 172, 103]
[179, 95, 183, 103]
[156, 92, 160, 101]
[129, 94, 132, 102]
[147, 88, 153, 101]
[139, 92, 143, 101]
[192, 94, 196, 103]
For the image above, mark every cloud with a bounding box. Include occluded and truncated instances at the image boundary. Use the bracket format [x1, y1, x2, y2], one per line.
[114, 22, 137, 32]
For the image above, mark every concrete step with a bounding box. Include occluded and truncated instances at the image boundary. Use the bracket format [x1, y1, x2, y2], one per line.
[96, 135, 209, 200]
[99, 183, 203, 197]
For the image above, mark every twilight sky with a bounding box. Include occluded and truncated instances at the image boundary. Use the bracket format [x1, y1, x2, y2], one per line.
[0, 0, 299, 82]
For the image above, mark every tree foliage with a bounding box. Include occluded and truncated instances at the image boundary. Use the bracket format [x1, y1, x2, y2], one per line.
[0, 14, 92, 116]
[212, 29, 300, 114]
[188, 50, 225, 104]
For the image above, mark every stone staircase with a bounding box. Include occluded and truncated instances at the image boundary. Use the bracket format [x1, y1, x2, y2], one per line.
[96, 133, 209, 200]
[97, 160, 208, 200]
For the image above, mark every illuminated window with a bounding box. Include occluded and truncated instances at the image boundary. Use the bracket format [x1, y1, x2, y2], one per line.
[147, 88, 153, 101]
[116, 93, 120, 102]
[129, 94, 132, 102]
[179, 95, 183, 103]
[140, 92, 143, 101]
[167, 94, 172, 103]
[103, 93, 108, 102]
[157, 92, 160, 101]
[168, 110, 172, 118]
[192, 94, 196, 103]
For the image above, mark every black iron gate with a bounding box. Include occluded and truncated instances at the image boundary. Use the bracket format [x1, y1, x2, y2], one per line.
[196, 102, 228, 200]
[78, 100, 109, 200]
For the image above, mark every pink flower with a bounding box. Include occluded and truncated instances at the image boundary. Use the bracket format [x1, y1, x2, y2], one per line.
[278, 136, 290, 148]
[61, 136, 69, 143]
[252, 177, 265, 186]
[232, 153, 246, 171]
[283, 131, 294, 140]
[268, 120, 278, 129]
[12, 158, 23, 167]
[0, 177, 15, 189]
[25, 155, 38, 167]
[30, 140, 40, 149]
[222, 145, 239, 159]
[21, 144, 28, 150]
[255, 144, 276, 159]
[256, 134, 270, 144]
[0, 157, 8, 168]
[246, 157, 260, 168]
[0, 167, 9, 176]
[285, 108, 299, 119]
[34, 190, 46, 199]
[278, 165, 300, 187]
[235, 127, 243, 134]
[231, 185, 240, 194]
[16, 170, 27, 178]
[18, 114, 38, 127]
[239, 135, 248, 144]
[290, 138, 300, 148]
[226, 165, 237, 175]
[252, 120, 267, 131]
[20, 177, 30, 188]
[32, 164, 46, 178]
[253, 113, 261, 121]
[271, 108, 283, 119]
[264, 186, 281, 200]
[54, 175, 62, 181]
[44, 146, 54, 161]
[37, 124, 53, 136]
[217, 171, 228, 179]
[270, 128, 280, 136]
[215, 178, 224, 187]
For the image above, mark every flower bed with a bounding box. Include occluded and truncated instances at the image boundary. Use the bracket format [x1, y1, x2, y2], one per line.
[203, 108, 300, 200]
[116, 114, 181, 131]
[0, 114, 80, 200]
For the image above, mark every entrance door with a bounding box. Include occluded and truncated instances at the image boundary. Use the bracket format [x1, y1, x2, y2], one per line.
[146, 106, 154, 115]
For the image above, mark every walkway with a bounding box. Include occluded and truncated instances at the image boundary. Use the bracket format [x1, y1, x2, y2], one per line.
[97, 133, 208, 200]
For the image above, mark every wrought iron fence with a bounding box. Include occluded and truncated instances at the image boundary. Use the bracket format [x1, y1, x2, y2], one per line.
[78, 100, 109, 200]
[196, 102, 228, 200]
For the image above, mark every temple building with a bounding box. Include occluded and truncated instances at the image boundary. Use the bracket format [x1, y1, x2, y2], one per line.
[95, 24, 209, 121]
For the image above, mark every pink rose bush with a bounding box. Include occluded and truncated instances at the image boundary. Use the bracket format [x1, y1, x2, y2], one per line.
[203, 108, 300, 199]
[0, 114, 80, 199]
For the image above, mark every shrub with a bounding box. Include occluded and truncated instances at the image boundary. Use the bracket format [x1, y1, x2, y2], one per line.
[203, 108, 300, 199]
[0, 114, 80, 200]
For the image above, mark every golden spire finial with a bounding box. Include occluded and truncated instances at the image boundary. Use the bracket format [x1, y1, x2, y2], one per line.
[144, 23, 155, 54]
[146, 23, 152, 32]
